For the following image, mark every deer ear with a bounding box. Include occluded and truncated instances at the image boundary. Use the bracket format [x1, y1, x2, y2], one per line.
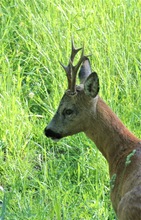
[84, 72, 99, 98]
[79, 58, 91, 84]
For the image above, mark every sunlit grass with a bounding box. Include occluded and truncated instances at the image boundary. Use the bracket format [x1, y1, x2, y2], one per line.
[0, 0, 141, 219]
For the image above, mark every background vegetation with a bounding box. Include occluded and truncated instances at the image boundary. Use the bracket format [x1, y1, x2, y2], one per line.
[0, 0, 141, 219]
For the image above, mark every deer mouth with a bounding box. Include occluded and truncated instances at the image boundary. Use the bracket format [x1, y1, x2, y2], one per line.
[44, 128, 62, 141]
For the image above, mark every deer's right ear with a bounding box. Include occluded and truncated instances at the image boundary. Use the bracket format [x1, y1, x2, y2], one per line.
[79, 57, 91, 84]
[84, 72, 99, 98]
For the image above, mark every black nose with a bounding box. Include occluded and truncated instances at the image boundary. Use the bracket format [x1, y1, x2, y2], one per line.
[44, 128, 62, 139]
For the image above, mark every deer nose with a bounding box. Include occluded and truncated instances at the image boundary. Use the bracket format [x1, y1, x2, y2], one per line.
[44, 127, 62, 140]
[44, 127, 53, 137]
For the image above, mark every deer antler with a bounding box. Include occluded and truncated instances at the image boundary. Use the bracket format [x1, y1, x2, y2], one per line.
[60, 39, 87, 94]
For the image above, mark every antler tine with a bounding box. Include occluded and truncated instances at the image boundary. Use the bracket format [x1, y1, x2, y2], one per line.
[73, 45, 85, 73]
[71, 45, 88, 93]
[59, 40, 86, 93]
[70, 38, 82, 62]
[59, 39, 82, 91]
[59, 61, 72, 90]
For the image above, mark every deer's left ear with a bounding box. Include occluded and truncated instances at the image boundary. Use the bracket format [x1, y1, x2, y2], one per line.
[84, 72, 99, 98]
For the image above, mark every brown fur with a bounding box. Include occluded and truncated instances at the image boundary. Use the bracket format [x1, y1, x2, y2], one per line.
[85, 97, 141, 219]
[45, 91, 141, 219]
[45, 54, 141, 219]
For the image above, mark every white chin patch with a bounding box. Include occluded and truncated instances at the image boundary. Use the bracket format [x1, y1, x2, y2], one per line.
[52, 138, 60, 142]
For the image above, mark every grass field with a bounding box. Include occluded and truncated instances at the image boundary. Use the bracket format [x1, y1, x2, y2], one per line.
[0, 0, 141, 219]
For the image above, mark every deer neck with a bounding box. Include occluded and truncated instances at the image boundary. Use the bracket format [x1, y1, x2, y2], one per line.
[85, 97, 139, 173]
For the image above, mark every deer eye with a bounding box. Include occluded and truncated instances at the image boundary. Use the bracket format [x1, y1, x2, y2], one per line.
[64, 109, 73, 115]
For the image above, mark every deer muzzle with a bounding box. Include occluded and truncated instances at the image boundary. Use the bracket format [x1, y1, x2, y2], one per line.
[44, 127, 62, 141]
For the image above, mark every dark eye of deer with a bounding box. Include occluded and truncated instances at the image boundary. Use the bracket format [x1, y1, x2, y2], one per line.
[65, 109, 73, 115]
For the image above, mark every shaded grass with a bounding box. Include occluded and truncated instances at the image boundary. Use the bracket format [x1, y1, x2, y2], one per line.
[0, 0, 141, 219]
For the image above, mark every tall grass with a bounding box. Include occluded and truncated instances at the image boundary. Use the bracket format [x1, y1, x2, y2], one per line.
[0, 0, 141, 219]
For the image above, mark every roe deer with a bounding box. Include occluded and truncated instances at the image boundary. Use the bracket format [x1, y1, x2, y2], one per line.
[44, 40, 141, 219]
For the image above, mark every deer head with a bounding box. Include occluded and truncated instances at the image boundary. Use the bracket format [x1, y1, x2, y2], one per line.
[44, 40, 99, 141]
